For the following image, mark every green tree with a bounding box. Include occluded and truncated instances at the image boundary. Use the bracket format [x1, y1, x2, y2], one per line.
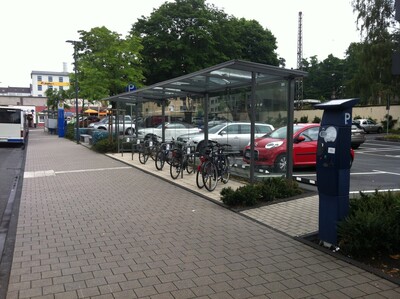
[74, 26, 145, 102]
[131, 0, 279, 85]
[349, 0, 400, 104]
[302, 55, 346, 101]
[45, 88, 71, 111]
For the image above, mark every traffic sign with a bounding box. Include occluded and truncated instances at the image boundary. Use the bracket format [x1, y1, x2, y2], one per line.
[126, 84, 137, 92]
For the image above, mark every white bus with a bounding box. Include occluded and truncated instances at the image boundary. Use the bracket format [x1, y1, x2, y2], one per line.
[0, 106, 29, 144]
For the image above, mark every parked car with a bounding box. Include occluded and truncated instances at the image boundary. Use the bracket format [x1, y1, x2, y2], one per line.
[351, 122, 366, 149]
[207, 116, 230, 128]
[79, 116, 101, 127]
[353, 118, 383, 133]
[88, 115, 135, 135]
[88, 116, 108, 129]
[137, 122, 201, 141]
[177, 122, 275, 153]
[243, 123, 355, 172]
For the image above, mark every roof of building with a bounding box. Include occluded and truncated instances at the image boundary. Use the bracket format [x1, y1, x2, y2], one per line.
[0, 86, 31, 94]
[31, 70, 70, 76]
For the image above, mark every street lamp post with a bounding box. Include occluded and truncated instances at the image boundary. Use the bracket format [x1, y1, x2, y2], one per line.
[66, 40, 80, 144]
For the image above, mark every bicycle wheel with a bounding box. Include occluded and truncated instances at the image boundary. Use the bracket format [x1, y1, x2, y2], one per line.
[170, 157, 182, 179]
[220, 156, 230, 184]
[139, 145, 149, 164]
[202, 161, 218, 192]
[185, 154, 195, 174]
[155, 150, 165, 170]
[149, 146, 158, 161]
[196, 164, 204, 189]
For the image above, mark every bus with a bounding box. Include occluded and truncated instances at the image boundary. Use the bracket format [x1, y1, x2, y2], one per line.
[0, 106, 29, 144]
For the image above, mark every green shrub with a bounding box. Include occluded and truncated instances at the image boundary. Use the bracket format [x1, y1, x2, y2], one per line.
[257, 177, 302, 201]
[312, 116, 321, 123]
[221, 186, 259, 207]
[92, 138, 117, 153]
[381, 114, 397, 130]
[299, 116, 308, 123]
[220, 177, 302, 207]
[338, 191, 400, 258]
[65, 123, 75, 140]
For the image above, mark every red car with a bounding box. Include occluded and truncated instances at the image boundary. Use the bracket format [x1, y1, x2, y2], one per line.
[243, 123, 354, 172]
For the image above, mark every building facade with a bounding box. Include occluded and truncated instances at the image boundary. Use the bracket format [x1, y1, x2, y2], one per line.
[0, 87, 31, 97]
[31, 70, 70, 97]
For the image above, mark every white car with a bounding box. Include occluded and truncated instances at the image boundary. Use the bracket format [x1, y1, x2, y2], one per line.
[177, 122, 275, 153]
[88, 115, 135, 135]
[137, 122, 201, 141]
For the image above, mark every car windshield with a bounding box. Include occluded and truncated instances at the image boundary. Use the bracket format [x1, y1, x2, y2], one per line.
[208, 123, 227, 134]
[265, 125, 308, 139]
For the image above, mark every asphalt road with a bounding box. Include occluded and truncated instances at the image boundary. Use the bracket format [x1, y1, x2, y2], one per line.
[294, 134, 400, 193]
[0, 142, 25, 296]
[0, 143, 25, 224]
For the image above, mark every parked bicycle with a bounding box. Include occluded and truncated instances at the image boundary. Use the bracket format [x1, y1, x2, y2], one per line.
[170, 141, 195, 179]
[196, 140, 218, 189]
[138, 134, 161, 164]
[200, 142, 231, 191]
[155, 139, 176, 170]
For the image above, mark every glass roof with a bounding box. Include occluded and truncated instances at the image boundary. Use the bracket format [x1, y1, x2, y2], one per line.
[103, 59, 307, 103]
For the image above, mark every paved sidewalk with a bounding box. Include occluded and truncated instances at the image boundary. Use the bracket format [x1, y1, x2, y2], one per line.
[106, 153, 319, 238]
[6, 129, 400, 299]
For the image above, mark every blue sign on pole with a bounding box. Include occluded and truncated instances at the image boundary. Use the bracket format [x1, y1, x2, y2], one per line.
[58, 102, 65, 138]
[126, 84, 137, 92]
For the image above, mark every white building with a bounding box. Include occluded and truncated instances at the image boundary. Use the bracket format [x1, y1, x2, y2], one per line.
[31, 69, 70, 97]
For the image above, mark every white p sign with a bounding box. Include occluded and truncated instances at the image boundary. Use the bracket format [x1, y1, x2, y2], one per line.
[344, 112, 351, 125]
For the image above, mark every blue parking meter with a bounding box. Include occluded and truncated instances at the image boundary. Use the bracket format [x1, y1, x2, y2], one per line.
[314, 98, 359, 246]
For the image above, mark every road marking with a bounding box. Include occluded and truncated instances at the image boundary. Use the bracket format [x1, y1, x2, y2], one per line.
[24, 166, 131, 178]
[358, 148, 400, 153]
[372, 169, 400, 176]
[350, 188, 400, 194]
[364, 142, 400, 147]
[55, 166, 131, 174]
[24, 170, 55, 178]
[296, 171, 385, 177]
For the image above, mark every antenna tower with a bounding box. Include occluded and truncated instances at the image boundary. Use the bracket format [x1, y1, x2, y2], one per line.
[296, 11, 304, 109]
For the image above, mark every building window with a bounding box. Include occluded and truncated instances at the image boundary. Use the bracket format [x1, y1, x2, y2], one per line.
[48, 76, 53, 82]
[48, 85, 53, 90]
[59, 77, 63, 82]
[59, 86, 64, 91]
[38, 85, 42, 91]
[37, 75, 42, 81]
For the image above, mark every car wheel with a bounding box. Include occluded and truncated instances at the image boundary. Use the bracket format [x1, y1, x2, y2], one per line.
[274, 154, 287, 173]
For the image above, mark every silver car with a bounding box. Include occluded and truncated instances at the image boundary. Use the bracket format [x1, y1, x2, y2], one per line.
[177, 122, 275, 153]
[354, 118, 383, 133]
[351, 123, 366, 149]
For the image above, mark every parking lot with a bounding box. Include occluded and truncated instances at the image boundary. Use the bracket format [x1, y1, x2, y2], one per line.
[295, 135, 400, 193]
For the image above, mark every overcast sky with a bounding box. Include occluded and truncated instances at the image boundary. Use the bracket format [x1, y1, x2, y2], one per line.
[0, 0, 361, 87]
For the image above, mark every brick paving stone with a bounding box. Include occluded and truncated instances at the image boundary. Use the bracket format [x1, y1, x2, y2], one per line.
[4, 131, 400, 299]
[54, 291, 79, 299]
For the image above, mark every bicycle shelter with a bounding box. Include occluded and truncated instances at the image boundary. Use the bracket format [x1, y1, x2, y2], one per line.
[102, 60, 307, 183]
